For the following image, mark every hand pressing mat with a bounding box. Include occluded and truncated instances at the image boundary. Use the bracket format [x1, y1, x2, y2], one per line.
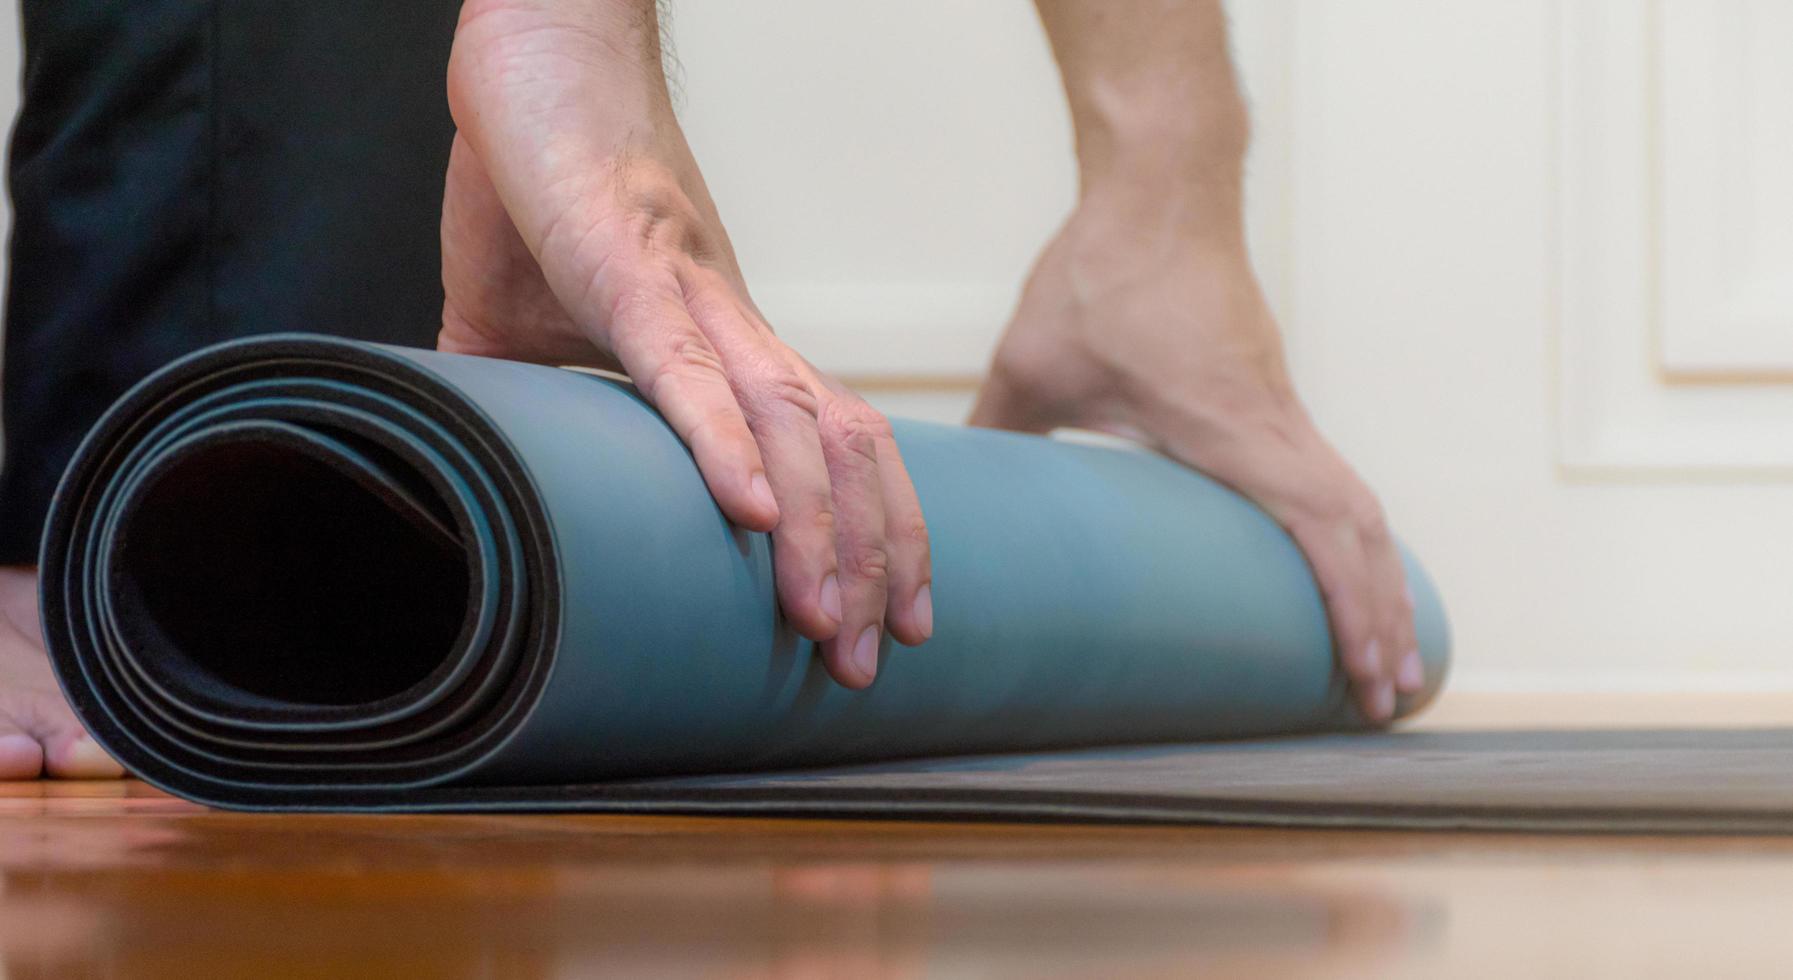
[42, 335, 1456, 815]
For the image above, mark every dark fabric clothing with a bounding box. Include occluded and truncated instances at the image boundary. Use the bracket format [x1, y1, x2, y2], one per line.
[0, 0, 460, 563]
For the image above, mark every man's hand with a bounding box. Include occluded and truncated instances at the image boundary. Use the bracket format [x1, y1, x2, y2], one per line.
[972, 209, 1424, 722]
[992, 0, 1424, 722]
[438, 0, 934, 686]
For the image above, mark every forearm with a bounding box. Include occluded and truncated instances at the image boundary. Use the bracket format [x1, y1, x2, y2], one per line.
[1032, 0, 1250, 243]
[453, 0, 668, 95]
[448, 0, 688, 248]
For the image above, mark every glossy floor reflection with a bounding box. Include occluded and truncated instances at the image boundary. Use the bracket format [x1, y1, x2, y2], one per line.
[2, 694, 1792, 978]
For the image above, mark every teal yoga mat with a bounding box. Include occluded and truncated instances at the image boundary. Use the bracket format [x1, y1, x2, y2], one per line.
[41, 335, 1450, 814]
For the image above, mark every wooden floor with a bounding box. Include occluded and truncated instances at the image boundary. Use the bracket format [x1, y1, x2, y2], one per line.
[3, 694, 1792, 978]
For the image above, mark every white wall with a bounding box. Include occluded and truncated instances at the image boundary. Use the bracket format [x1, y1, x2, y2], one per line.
[670, 0, 1295, 384]
[4, 2, 1789, 692]
[675, 0, 1793, 693]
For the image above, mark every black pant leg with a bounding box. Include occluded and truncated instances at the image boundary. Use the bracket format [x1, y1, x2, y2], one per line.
[0, 0, 459, 564]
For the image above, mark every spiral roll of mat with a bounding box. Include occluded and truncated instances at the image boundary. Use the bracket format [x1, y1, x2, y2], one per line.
[41, 335, 1448, 811]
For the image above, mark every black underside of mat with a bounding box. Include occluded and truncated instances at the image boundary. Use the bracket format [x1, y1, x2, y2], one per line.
[176, 729, 1793, 834]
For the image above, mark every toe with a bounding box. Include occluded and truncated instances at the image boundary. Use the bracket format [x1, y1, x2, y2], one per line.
[0, 576, 127, 781]
[41, 731, 125, 781]
[0, 730, 45, 780]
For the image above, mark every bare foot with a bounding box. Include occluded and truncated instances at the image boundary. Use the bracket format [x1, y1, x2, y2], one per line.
[0, 566, 125, 779]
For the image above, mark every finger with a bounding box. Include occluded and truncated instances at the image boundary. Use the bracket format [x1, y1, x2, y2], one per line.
[868, 425, 932, 646]
[810, 371, 931, 647]
[1354, 505, 1417, 702]
[681, 308, 844, 646]
[606, 287, 781, 535]
[1356, 509, 1412, 714]
[1288, 517, 1393, 724]
[812, 392, 892, 688]
[1393, 587, 1426, 696]
[1370, 528, 1426, 697]
[743, 378, 844, 645]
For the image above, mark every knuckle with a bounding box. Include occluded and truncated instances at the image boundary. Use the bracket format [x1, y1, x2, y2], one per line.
[855, 402, 896, 442]
[818, 398, 884, 464]
[642, 344, 729, 408]
[682, 409, 744, 453]
[739, 364, 819, 422]
[1309, 495, 1360, 530]
[1341, 641, 1380, 673]
[600, 164, 709, 255]
[1355, 502, 1391, 541]
[1294, 488, 1388, 545]
[847, 544, 891, 584]
[651, 334, 725, 383]
[895, 514, 931, 552]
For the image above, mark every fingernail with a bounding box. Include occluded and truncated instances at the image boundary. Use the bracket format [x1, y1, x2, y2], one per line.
[912, 584, 933, 640]
[820, 574, 842, 623]
[852, 625, 881, 681]
[750, 472, 777, 518]
[1396, 649, 1424, 692]
[1369, 682, 1396, 723]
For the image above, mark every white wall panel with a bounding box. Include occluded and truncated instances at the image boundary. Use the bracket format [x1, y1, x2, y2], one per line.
[1558, 0, 1793, 472]
[1658, 0, 1793, 376]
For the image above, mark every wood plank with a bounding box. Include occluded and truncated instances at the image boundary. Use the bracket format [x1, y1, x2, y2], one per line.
[1, 694, 1790, 977]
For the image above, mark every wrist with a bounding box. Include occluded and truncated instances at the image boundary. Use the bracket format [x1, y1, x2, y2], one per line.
[1068, 97, 1250, 244]
[1070, 173, 1250, 259]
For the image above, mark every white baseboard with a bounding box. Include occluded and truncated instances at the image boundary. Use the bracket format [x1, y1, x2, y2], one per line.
[1446, 669, 1793, 694]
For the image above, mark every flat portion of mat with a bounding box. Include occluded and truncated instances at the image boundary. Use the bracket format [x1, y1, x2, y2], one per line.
[243, 729, 1793, 834]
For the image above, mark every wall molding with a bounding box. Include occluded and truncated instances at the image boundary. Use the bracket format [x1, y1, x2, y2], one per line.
[1555, 0, 1793, 476]
[1655, 0, 1793, 379]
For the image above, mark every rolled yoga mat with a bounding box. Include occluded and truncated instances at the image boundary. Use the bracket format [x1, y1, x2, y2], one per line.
[42, 334, 1451, 816]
